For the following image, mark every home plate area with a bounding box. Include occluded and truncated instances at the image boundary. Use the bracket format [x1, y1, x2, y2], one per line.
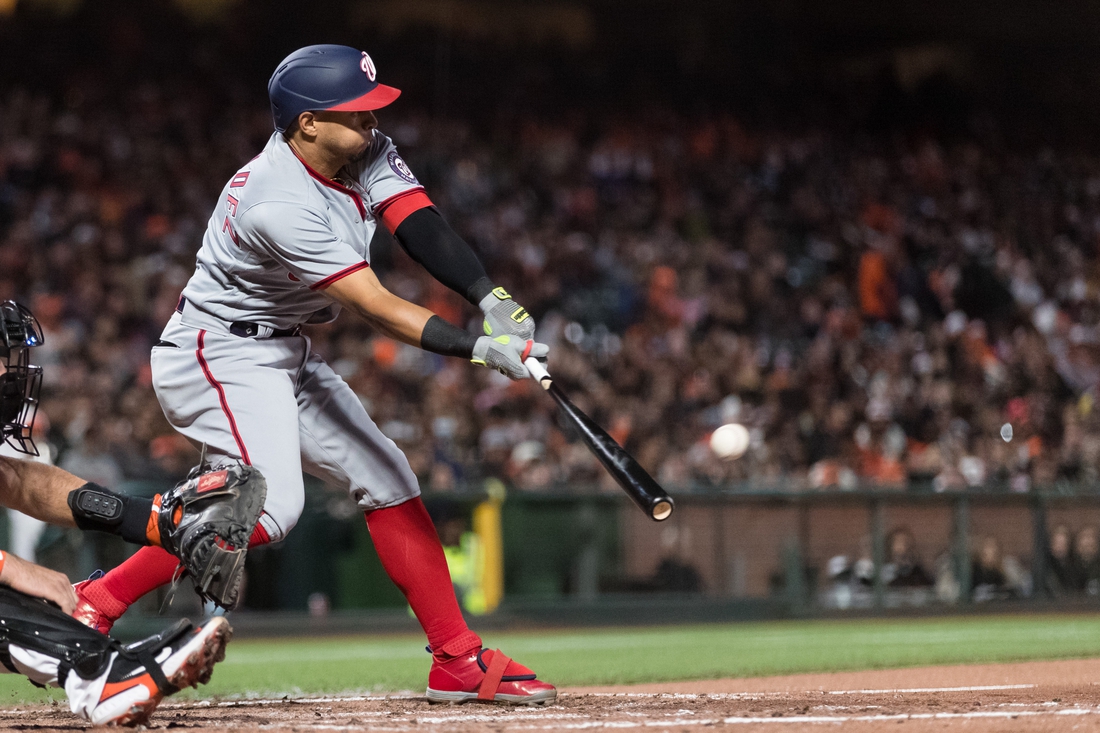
[9, 659, 1100, 731]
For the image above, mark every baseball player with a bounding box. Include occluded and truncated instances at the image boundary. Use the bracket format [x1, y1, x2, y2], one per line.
[73, 44, 556, 705]
[0, 300, 244, 726]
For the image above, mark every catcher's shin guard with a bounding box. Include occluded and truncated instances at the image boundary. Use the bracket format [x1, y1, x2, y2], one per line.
[157, 463, 267, 610]
[0, 586, 231, 726]
[0, 585, 117, 685]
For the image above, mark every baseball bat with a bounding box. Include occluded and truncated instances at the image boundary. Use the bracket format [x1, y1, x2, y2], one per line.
[524, 358, 674, 521]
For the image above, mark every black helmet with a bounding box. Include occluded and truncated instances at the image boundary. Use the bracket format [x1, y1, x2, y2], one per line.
[0, 301, 44, 455]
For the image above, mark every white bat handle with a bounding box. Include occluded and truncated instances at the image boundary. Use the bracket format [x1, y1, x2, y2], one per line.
[524, 357, 552, 390]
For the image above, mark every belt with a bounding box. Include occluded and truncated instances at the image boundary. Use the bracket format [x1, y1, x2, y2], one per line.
[175, 297, 301, 339]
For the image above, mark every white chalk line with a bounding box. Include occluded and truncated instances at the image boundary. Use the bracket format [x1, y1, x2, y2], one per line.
[153, 682, 1036, 710]
[151, 690, 1099, 731]
[832, 683, 1035, 695]
[0, 683, 1044, 719]
[159, 694, 412, 709]
[248, 707, 1100, 730]
[7, 692, 1092, 730]
[577, 683, 1035, 698]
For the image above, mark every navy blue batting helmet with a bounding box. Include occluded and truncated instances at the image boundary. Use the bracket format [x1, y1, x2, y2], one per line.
[268, 45, 401, 133]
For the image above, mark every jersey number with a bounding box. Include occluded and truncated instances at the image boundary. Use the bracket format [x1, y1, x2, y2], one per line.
[223, 180, 246, 246]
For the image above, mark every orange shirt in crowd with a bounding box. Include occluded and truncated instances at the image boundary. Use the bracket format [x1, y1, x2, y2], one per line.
[858, 250, 896, 320]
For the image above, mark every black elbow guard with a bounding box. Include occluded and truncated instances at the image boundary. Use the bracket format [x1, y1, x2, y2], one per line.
[68, 483, 154, 546]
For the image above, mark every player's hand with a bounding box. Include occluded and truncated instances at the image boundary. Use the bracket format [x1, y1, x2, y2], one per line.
[472, 335, 549, 380]
[479, 287, 536, 342]
[0, 552, 77, 614]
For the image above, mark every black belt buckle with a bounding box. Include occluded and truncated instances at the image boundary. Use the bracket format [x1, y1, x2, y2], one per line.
[230, 321, 299, 339]
[230, 322, 260, 338]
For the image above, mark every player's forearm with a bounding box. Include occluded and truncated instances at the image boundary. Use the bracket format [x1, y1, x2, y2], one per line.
[326, 266, 484, 355]
[353, 295, 436, 346]
[0, 457, 82, 527]
[326, 267, 445, 346]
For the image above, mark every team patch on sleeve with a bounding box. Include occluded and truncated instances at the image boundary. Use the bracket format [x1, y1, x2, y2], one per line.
[387, 151, 419, 184]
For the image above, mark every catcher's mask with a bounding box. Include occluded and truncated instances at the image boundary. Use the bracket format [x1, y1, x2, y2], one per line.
[0, 301, 44, 456]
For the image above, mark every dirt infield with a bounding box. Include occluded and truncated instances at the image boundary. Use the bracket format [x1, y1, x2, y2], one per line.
[6, 659, 1100, 731]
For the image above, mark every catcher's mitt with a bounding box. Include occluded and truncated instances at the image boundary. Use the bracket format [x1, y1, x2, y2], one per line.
[157, 463, 267, 610]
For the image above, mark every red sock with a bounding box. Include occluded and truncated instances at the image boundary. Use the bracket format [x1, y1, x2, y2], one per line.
[249, 522, 270, 547]
[96, 520, 272, 611]
[99, 545, 181, 609]
[366, 497, 481, 658]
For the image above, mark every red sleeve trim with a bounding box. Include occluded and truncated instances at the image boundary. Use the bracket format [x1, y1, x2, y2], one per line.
[375, 187, 433, 233]
[311, 261, 371, 291]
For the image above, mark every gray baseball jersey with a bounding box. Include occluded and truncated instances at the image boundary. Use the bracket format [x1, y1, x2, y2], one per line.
[154, 130, 433, 541]
[180, 130, 431, 330]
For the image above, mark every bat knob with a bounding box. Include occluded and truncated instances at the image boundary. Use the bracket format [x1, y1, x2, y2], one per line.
[524, 356, 553, 390]
[651, 500, 674, 521]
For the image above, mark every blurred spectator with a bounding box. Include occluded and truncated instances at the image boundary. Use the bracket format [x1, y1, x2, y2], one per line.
[1044, 524, 1077, 597]
[58, 425, 122, 490]
[1072, 526, 1100, 596]
[615, 525, 703, 593]
[883, 527, 934, 588]
[971, 536, 1030, 602]
[824, 529, 935, 609]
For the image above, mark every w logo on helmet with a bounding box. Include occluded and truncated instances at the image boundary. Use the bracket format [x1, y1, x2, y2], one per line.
[360, 52, 376, 81]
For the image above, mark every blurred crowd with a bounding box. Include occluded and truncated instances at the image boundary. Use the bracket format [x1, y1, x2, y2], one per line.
[822, 527, 1033, 608]
[6, 72, 1100, 496]
[820, 521, 1100, 607]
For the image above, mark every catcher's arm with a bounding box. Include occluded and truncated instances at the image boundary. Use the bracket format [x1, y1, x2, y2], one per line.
[0, 551, 77, 613]
[0, 456, 85, 527]
[66, 463, 267, 610]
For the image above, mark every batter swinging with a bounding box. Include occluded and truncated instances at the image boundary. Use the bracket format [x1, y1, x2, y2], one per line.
[73, 44, 556, 705]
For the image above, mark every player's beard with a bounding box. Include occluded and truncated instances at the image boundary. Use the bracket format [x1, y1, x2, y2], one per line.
[349, 131, 374, 163]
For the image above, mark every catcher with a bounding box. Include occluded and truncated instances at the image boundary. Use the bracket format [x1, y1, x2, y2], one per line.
[0, 299, 264, 725]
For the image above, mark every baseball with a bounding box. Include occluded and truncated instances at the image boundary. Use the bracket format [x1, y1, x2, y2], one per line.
[710, 423, 750, 460]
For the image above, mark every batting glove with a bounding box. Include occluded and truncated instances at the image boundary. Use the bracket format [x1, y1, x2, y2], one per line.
[479, 287, 536, 342]
[472, 335, 549, 380]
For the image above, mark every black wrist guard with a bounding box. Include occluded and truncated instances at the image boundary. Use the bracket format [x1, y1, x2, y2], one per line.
[68, 483, 155, 546]
[420, 315, 479, 359]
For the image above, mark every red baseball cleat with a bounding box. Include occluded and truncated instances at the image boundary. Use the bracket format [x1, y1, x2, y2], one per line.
[72, 574, 127, 635]
[426, 648, 557, 706]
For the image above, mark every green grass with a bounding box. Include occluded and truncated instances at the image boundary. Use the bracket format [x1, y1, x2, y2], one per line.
[6, 613, 1100, 705]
